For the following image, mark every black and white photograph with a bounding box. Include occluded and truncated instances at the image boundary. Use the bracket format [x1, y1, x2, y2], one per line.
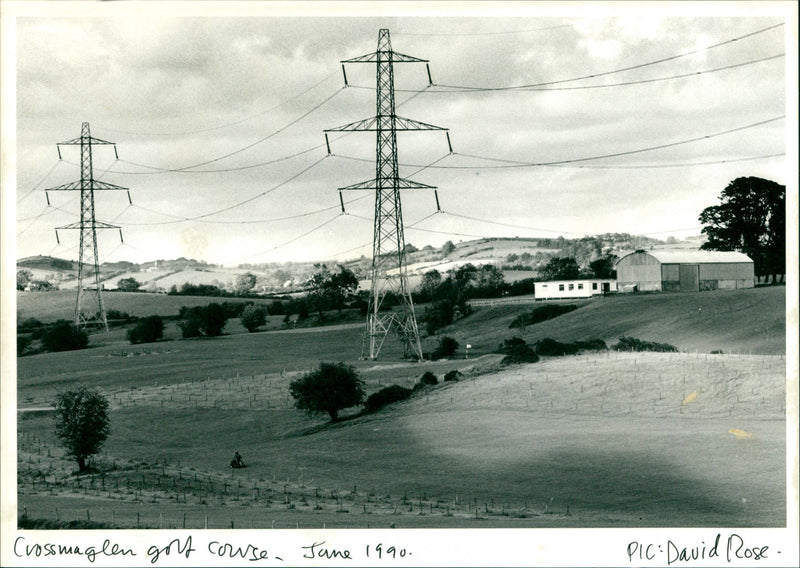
[2, 1, 797, 566]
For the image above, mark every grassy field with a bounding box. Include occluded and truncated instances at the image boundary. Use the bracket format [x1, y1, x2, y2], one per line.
[441, 286, 786, 356]
[16, 290, 276, 321]
[15, 286, 789, 529]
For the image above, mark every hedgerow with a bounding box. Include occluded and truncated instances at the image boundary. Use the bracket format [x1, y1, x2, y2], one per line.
[612, 337, 678, 353]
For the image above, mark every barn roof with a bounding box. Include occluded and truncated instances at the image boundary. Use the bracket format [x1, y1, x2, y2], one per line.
[617, 250, 753, 264]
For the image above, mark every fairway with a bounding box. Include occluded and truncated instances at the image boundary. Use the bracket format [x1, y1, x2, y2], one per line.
[17, 350, 786, 529]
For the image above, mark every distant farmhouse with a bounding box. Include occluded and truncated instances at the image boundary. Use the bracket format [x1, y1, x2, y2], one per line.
[615, 250, 755, 293]
[534, 279, 616, 300]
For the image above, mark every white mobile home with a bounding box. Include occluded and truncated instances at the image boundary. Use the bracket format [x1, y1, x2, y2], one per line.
[534, 279, 616, 300]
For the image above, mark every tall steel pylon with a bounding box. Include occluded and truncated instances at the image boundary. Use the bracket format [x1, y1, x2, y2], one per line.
[325, 29, 451, 360]
[44, 122, 130, 331]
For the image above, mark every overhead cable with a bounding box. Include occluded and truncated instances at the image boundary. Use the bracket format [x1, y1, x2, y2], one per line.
[95, 70, 340, 137]
[435, 23, 783, 91]
[118, 89, 342, 173]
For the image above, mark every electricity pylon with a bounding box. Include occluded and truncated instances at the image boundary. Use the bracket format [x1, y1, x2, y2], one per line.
[325, 29, 451, 360]
[44, 122, 129, 331]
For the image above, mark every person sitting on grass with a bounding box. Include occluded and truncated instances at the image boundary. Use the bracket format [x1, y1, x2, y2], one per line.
[231, 451, 245, 468]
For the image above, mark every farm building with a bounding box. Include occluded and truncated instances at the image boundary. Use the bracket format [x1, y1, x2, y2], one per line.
[534, 279, 616, 300]
[615, 250, 754, 293]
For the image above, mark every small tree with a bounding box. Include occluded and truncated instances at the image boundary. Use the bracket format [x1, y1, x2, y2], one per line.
[289, 362, 365, 422]
[116, 277, 142, 292]
[431, 336, 459, 360]
[53, 385, 110, 472]
[42, 320, 88, 352]
[234, 272, 258, 296]
[240, 304, 267, 332]
[17, 269, 33, 290]
[127, 315, 165, 344]
[178, 303, 228, 338]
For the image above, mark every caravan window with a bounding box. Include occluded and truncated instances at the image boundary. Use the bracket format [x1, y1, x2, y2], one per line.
[592, 282, 598, 290]
[569, 284, 574, 291]
[558, 284, 565, 291]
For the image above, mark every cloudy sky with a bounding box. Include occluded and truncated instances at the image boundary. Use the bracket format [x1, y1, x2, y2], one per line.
[7, 2, 795, 266]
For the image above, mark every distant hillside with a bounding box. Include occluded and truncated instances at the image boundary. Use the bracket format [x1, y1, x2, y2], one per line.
[17, 233, 701, 294]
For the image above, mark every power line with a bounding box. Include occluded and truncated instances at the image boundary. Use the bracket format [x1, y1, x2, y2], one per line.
[335, 150, 784, 171]
[394, 22, 574, 37]
[17, 160, 63, 204]
[118, 89, 342, 173]
[243, 213, 343, 262]
[450, 116, 785, 168]
[416, 53, 784, 93]
[434, 23, 783, 91]
[112, 154, 329, 226]
[106, 143, 326, 175]
[94, 70, 341, 137]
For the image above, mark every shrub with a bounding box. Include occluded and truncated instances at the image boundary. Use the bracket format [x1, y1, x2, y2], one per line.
[240, 304, 267, 332]
[533, 337, 607, 356]
[444, 370, 462, 382]
[178, 303, 228, 338]
[612, 337, 678, 353]
[41, 320, 88, 352]
[126, 316, 165, 344]
[18, 317, 44, 338]
[509, 304, 578, 329]
[502, 345, 540, 364]
[572, 338, 607, 352]
[496, 337, 527, 354]
[17, 334, 33, 356]
[419, 371, 439, 386]
[289, 362, 365, 422]
[533, 338, 578, 356]
[365, 385, 413, 412]
[53, 385, 110, 472]
[431, 336, 459, 360]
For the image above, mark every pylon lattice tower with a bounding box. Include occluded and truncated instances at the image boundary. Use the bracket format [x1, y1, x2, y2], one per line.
[325, 29, 451, 360]
[44, 122, 129, 331]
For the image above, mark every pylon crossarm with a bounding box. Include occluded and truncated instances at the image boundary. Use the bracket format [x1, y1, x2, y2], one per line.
[325, 117, 379, 132]
[326, 115, 446, 132]
[56, 221, 120, 230]
[338, 177, 436, 191]
[343, 51, 427, 64]
[57, 135, 115, 146]
[393, 116, 447, 131]
[44, 180, 129, 192]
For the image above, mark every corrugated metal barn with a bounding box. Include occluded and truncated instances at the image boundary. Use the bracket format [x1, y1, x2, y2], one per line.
[615, 250, 755, 293]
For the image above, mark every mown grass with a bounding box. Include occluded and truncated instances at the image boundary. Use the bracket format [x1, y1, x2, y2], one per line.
[15, 287, 788, 528]
[16, 290, 276, 321]
[441, 286, 786, 356]
[18, 352, 786, 528]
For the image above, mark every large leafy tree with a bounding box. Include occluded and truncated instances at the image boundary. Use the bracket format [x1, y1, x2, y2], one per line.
[308, 264, 359, 317]
[699, 177, 785, 281]
[54, 385, 110, 472]
[539, 256, 581, 281]
[289, 362, 365, 422]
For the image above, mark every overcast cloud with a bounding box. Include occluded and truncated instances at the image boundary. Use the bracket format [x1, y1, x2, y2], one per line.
[8, 3, 794, 266]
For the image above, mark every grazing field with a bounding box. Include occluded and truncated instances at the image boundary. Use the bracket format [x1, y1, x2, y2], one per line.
[15, 286, 789, 528]
[16, 290, 276, 321]
[442, 286, 786, 356]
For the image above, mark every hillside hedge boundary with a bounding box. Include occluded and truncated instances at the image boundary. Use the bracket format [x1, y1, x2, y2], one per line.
[612, 337, 678, 353]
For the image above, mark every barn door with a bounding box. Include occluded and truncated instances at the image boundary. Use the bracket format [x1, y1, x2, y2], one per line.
[679, 264, 699, 291]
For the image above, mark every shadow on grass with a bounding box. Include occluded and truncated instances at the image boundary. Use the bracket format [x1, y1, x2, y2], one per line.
[488, 448, 784, 527]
